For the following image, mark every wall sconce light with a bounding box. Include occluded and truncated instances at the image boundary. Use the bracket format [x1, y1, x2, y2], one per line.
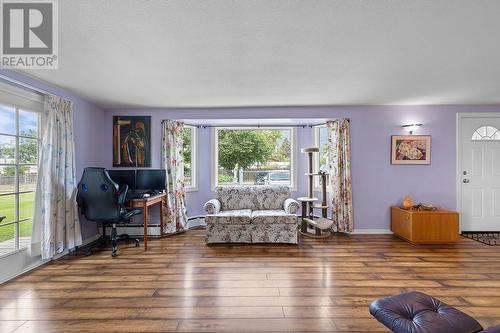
[402, 123, 422, 135]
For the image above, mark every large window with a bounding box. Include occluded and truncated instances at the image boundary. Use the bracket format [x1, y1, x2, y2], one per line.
[0, 105, 40, 257]
[313, 125, 329, 188]
[182, 125, 197, 191]
[213, 127, 296, 189]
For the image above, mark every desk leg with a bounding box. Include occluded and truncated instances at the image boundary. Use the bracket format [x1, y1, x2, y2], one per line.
[143, 202, 148, 251]
[160, 197, 165, 237]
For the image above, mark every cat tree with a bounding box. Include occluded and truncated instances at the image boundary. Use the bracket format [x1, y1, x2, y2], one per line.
[297, 147, 333, 238]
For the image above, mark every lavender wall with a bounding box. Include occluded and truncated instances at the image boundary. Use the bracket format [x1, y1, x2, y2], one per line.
[104, 105, 500, 230]
[4, 69, 499, 233]
[0, 70, 106, 240]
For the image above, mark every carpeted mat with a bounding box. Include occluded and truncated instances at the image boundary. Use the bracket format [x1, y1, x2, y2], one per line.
[462, 232, 500, 246]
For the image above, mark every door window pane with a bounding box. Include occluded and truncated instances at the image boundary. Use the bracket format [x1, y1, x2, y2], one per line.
[0, 166, 16, 194]
[19, 192, 35, 220]
[19, 138, 38, 164]
[19, 110, 38, 138]
[0, 194, 15, 223]
[0, 135, 16, 163]
[0, 106, 16, 135]
[0, 224, 15, 255]
[18, 169, 37, 192]
[0, 99, 40, 256]
[19, 219, 32, 249]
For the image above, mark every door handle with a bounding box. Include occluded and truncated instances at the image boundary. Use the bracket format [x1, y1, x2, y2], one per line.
[463, 179, 470, 183]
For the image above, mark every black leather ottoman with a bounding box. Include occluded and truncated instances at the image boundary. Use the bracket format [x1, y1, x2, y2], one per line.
[369, 291, 500, 333]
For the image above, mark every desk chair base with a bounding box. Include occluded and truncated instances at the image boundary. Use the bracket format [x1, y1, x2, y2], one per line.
[85, 223, 140, 257]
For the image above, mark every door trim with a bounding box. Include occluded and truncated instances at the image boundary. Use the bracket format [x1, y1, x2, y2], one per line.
[456, 113, 500, 232]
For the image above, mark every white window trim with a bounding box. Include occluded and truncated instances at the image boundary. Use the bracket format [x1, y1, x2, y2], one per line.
[211, 126, 297, 191]
[0, 85, 43, 258]
[184, 125, 198, 192]
[0, 81, 44, 110]
[312, 124, 326, 191]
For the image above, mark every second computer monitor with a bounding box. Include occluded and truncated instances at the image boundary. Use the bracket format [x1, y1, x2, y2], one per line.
[107, 169, 136, 190]
[136, 169, 166, 192]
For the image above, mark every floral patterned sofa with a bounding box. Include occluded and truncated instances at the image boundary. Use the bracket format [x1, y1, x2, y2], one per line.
[204, 186, 300, 244]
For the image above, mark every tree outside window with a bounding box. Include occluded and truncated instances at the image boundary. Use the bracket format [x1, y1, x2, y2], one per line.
[182, 126, 196, 189]
[216, 128, 294, 186]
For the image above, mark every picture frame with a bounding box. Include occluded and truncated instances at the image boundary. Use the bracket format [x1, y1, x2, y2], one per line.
[113, 116, 151, 167]
[391, 135, 431, 165]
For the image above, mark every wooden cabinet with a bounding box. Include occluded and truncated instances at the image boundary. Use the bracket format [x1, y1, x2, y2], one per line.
[390, 206, 459, 244]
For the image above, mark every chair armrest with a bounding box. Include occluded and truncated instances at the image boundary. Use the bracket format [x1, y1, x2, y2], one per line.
[204, 199, 221, 214]
[118, 185, 129, 206]
[284, 198, 300, 214]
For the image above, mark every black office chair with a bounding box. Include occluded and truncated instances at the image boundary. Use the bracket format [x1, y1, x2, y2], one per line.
[77, 167, 141, 257]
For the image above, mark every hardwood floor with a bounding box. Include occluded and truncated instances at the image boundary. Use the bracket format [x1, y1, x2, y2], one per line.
[1, 230, 499, 332]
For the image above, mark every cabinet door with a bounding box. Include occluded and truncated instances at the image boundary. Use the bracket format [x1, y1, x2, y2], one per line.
[391, 209, 412, 241]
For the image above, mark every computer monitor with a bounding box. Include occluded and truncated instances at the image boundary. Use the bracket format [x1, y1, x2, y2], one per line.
[136, 169, 166, 192]
[107, 169, 136, 190]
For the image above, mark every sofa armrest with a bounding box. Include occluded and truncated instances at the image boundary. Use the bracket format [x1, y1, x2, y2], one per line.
[204, 199, 221, 214]
[284, 198, 300, 214]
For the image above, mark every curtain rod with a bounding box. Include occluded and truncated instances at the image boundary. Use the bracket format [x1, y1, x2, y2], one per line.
[161, 120, 327, 128]
[0, 74, 49, 96]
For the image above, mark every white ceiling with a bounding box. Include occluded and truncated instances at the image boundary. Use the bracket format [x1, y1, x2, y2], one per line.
[21, 0, 500, 108]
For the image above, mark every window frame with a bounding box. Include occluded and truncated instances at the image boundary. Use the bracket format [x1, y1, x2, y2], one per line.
[471, 125, 500, 141]
[0, 85, 43, 258]
[211, 126, 297, 191]
[183, 125, 198, 192]
[312, 124, 328, 191]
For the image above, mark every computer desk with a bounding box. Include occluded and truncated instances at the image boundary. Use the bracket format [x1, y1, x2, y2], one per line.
[127, 193, 167, 251]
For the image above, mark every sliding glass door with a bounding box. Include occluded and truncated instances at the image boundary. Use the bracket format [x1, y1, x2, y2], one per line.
[0, 105, 40, 258]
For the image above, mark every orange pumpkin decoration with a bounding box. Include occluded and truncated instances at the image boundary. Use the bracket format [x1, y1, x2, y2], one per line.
[403, 196, 413, 210]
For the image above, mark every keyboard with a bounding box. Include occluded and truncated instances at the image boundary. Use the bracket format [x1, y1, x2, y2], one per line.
[126, 191, 164, 200]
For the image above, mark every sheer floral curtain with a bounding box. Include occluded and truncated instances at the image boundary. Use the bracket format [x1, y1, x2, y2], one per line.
[326, 119, 354, 233]
[31, 94, 82, 259]
[161, 120, 188, 233]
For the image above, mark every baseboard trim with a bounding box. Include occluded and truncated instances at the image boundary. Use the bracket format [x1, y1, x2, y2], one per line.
[188, 216, 206, 229]
[351, 229, 393, 235]
[1, 234, 102, 284]
[0, 257, 47, 284]
[83, 233, 103, 245]
[52, 233, 102, 260]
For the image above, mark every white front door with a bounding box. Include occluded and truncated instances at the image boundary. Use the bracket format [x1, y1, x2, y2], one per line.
[460, 115, 500, 231]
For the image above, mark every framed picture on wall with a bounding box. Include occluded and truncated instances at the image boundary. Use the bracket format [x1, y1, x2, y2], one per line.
[391, 135, 431, 165]
[113, 116, 151, 167]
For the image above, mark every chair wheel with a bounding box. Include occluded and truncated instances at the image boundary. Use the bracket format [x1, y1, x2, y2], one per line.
[111, 251, 117, 257]
[135, 239, 140, 247]
[85, 249, 92, 256]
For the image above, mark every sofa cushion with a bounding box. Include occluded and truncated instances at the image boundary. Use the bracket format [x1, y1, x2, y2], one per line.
[369, 291, 484, 333]
[253, 186, 291, 210]
[205, 209, 252, 225]
[215, 185, 291, 211]
[251, 210, 298, 224]
[215, 186, 255, 210]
